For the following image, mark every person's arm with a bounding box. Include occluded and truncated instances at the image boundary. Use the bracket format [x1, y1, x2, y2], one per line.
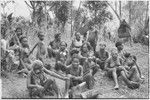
[104, 59, 110, 71]
[106, 52, 109, 60]
[74, 66, 83, 80]
[78, 52, 87, 60]
[27, 72, 38, 89]
[8, 44, 19, 50]
[43, 67, 68, 80]
[70, 39, 75, 50]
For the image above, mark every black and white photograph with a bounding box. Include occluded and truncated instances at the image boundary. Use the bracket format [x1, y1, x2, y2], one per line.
[0, 0, 149, 99]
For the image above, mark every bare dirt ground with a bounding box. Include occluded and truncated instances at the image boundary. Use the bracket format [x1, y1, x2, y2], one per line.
[1, 38, 149, 98]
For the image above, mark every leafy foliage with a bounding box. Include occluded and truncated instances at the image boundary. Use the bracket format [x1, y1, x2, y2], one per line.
[83, 1, 113, 27]
[50, 1, 70, 26]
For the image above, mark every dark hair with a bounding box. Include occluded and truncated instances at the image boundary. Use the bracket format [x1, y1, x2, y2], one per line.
[55, 33, 61, 39]
[99, 43, 106, 47]
[115, 41, 122, 47]
[70, 49, 79, 56]
[50, 41, 54, 47]
[124, 53, 131, 58]
[19, 36, 27, 43]
[37, 31, 44, 37]
[60, 41, 67, 47]
[71, 56, 79, 62]
[15, 27, 22, 32]
[132, 55, 137, 62]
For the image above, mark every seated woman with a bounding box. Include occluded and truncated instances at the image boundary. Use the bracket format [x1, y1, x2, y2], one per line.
[9, 36, 32, 76]
[70, 32, 83, 52]
[105, 49, 140, 90]
[55, 41, 69, 74]
[47, 33, 61, 58]
[27, 60, 68, 98]
[123, 53, 144, 83]
[95, 43, 109, 70]
[105, 48, 124, 89]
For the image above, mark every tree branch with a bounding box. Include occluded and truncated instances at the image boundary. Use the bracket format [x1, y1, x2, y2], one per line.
[25, 1, 33, 9]
[106, 1, 121, 23]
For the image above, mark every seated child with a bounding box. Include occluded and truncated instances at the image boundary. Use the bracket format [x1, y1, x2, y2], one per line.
[55, 41, 69, 74]
[123, 53, 144, 83]
[95, 43, 109, 70]
[70, 32, 83, 51]
[115, 41, 127, 62]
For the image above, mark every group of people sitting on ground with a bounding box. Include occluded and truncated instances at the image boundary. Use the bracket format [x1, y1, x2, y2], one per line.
[1, 27, 144, 98]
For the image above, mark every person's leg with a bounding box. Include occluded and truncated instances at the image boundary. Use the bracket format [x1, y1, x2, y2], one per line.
[120, 70, 140, 89]
[127, 66, 144, 83]
[17, 68, 29, 76]
[92, 64, 99, 76]
[100, 62, 105, 70]
[135, 63, 144, 79]
[28, 87, 43, 98]
[112, 68, 119, 89]
[43, 79, 55, 96]
[83, 73, 95, 89]
[47, 47, 53, 58]
[51, 79, 60, 97]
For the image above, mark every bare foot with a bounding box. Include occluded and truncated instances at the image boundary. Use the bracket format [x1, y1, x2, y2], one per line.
[114, 85, 119, 90]
[128, 81, 140, 89]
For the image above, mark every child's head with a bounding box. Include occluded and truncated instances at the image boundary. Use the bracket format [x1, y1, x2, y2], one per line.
[1, 27, 6, 39]
[20, 36, 29, 47]
[55, 33, 61, 41]
[125, 54, 137, 66]
[15, 27, 22, 38]
[32, 60, 43, 74]
[38, 31, 45, 41]
[75, 32, 81, 40]
[115, 41, 123, 51]
[72, 57, 80, 69]
[81, 42, 91, 53]
[60, 41, 67, 51]
[111, 48, 118, 60]
[99, 43, 106, 51]
[70, 49, 79, 57]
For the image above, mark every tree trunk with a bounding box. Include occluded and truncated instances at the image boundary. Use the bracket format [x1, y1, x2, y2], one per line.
[119, 1, 121, 19]
[71, 1, 73, 37]
[115, 1, 117, 13]
[106, 1, 121, 23]
[145, 1, 149, 21]
[129, 1, 132, 25]
[45, 2, 47, 34]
